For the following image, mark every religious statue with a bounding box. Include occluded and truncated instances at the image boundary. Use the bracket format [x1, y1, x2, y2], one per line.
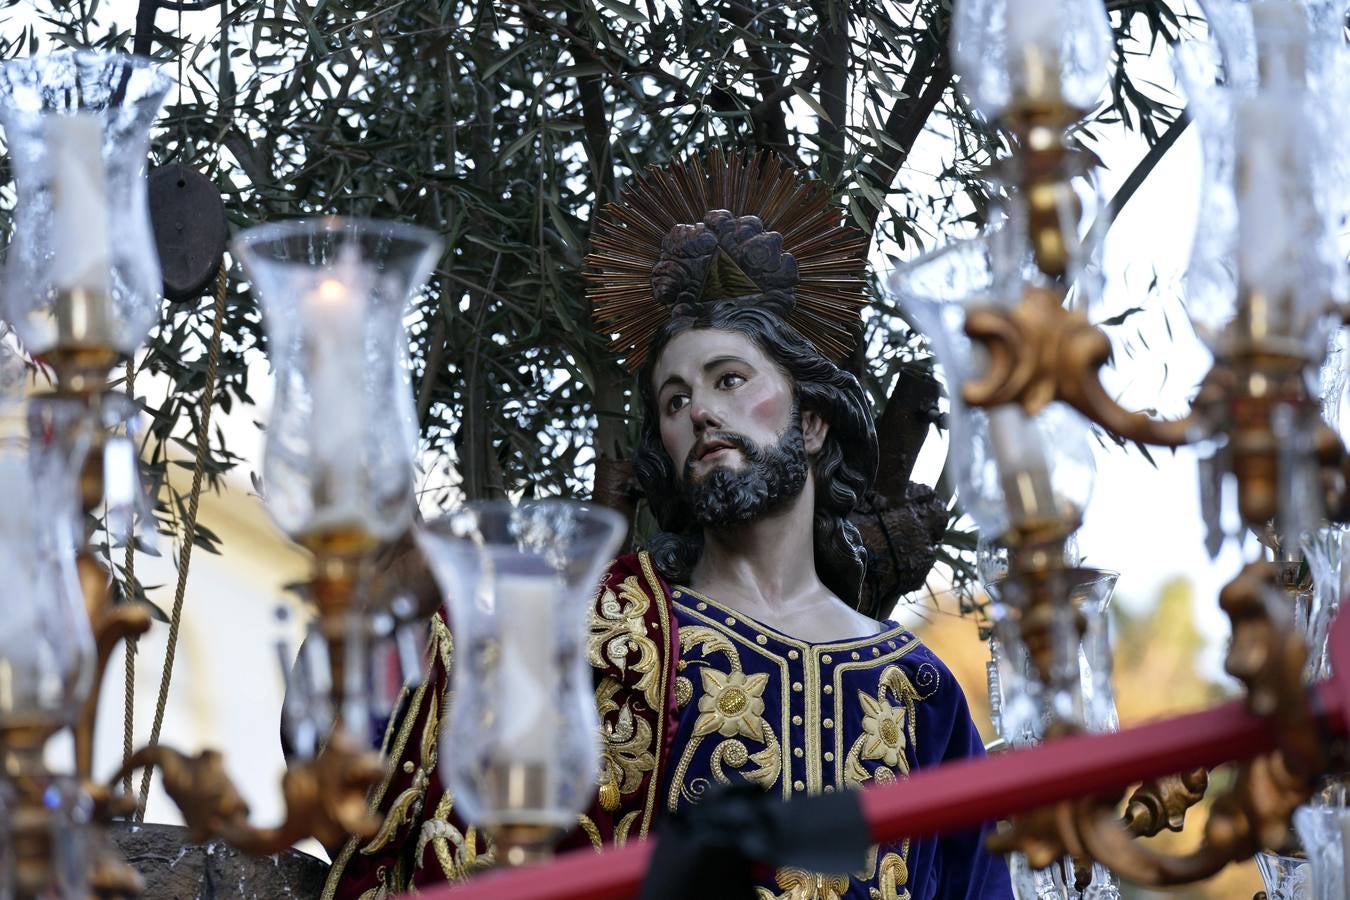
[322, 150, 1013, 899]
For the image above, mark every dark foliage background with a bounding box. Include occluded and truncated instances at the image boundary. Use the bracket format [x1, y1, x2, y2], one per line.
[0, 0, 1193, 609]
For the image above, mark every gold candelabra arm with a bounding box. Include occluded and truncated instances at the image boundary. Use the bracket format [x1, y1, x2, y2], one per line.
[961, 288, 1199, 448]
[75, 597, 153, 782]
[990, 560, 1318, 888]
[1072, 750, 1307, 887]
[1123, 769, 1209, 837]
[110, 731, 385, 856]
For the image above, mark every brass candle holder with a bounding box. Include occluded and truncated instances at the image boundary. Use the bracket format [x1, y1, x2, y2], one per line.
[896, 3, 1350, 882]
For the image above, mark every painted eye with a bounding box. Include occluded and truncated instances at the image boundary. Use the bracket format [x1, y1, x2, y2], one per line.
[665, 394, 690, 414]
[716, 372, 746, 389]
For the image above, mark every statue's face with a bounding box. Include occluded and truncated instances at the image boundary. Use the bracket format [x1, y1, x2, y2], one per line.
[652, 327, 798, 484]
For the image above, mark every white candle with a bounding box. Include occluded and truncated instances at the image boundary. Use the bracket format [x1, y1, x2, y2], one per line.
[302, 245, 370, 532]
[493, 573, 559, 764]
[1005, 0, 1063, 102]
[1236, 97, 1301, 332]
[1252, 1, 1308, 89]
[987, 406, 1058, 529]
[1236, 4, 1310, 337]
[45, 113, 113, 346]
[1005, 0, 1061, 57]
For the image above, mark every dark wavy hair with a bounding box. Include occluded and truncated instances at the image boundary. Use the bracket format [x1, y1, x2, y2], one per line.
[633, 301, 880, 608]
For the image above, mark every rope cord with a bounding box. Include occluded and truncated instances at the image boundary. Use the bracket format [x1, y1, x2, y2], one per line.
[121, 357, 139, 798]
[133, 264, 228, 820]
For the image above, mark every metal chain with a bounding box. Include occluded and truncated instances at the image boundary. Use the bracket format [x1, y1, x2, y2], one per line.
[133, 264, 228, 820]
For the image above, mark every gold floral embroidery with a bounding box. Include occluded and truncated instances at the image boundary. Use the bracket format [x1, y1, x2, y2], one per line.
[670, 618, 784, 809]
[870, 852, 911, 900]
[756, 868, 852, 900]
[844, 665, 922, 788]
[416, 791, 493, 882]
[707, 735, 781, 789]
[679, 624, 742, 669]
[325, 618, 453, 900]
[589, 576, 661, 708]
[361, 693, 441, 855]
[694, 668, 769, 740]
[595, 677, 657, 810]
[360, 766, 427, 855]
[858, 690, 907, 768]
[675, 675, 694, 708]
[576, 813, 604, 852]
[614, 810, 642, 846]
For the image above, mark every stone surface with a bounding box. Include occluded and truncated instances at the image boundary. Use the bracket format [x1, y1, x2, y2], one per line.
[109, 822, 329, 900]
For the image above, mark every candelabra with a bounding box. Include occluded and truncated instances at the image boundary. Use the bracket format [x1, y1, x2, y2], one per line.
[895, 0, 1350, 893]
[0, 51, 441, 897]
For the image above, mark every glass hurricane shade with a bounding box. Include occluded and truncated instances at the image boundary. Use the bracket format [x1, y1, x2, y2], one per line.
[950, 0, 1112, 117]
[0, 440, 94, 729]
[416, 500, 626, 847]
[0, 52, 171, 359]
[232, 217, 440, 543]
[1179, 0, 1350, 359]
[890, 236, 1096, 543]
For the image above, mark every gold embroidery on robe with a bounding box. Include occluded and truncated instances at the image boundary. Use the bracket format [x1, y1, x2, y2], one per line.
[322, 617, 455, 900]
[361, 692, 442, 856]
[844, 665, 924, 787]
[595, 676, 657, 812]
[870, 852, 911, 900]
[693, 668, 769, 740]
[415, 791, 493, 882]
[670, 622, 781, 809]
[635, 551, 675, 839]
[577, 813, 604, 851]
[756, 868, 852, 900]
[588, 575, 662, 708]
[614, 809, 642, 846]
[675, 674, 694, 708]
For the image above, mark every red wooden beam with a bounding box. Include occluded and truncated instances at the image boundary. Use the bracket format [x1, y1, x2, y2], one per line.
[405, 614, 1350, 900]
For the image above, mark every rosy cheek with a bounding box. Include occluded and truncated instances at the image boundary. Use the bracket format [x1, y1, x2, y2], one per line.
[749, 388, 790, 428]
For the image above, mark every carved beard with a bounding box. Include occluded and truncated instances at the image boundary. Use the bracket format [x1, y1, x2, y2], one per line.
[680, 424, 809, 527]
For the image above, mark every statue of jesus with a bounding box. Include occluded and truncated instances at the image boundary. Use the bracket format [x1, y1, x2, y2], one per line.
[323, 151, 1013, 900]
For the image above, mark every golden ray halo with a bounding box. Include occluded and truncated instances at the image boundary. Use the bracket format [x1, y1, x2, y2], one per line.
[584, 148, 869, 372]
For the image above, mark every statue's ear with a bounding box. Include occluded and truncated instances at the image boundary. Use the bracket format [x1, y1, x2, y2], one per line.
[801, 408, 829, 455]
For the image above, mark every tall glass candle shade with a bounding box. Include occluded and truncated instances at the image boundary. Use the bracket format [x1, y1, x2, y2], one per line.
[950, 0, 1111, 118]
[890, 236, 1096, 548]
[1179, 1, 1350, 363]
[233, 217, 440, 550]
[0, 52, 171, 390]
[417, 500, 626, 866]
